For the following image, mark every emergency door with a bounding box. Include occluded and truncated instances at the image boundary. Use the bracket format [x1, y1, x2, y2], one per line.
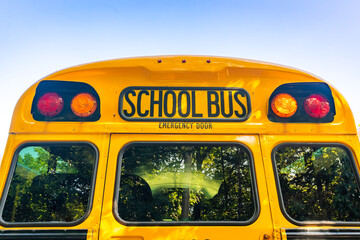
[99, 134, 273, 240]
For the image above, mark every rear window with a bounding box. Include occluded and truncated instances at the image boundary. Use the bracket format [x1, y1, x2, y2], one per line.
[0, 144, 97, 224]
[115, 143, 258, 224]
[274, 144, 360, 223]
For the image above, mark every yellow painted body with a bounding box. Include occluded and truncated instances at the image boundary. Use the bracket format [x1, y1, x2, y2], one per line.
[0, 56, 358, 240]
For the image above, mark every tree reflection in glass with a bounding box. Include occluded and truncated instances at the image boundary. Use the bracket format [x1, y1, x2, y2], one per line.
[275, 146, 360, 222]
[2, 144, 96, 223]
[117, 144, 256, 222]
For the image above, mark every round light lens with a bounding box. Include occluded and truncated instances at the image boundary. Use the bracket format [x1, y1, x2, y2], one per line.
[71, 93, 97, 117]
[304, 94, 330, 118]
[271, 93, 298, 118]
[37, 92, 64, 117]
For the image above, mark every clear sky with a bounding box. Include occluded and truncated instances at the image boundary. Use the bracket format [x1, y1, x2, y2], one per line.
[1, 0, 360, 157]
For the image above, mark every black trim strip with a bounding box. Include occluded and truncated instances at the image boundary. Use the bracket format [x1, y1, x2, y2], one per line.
[285, 228, 360, 239]
[0, 230, 88, 240]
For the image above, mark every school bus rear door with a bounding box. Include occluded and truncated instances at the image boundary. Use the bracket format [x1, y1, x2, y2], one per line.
[99, 134, 273, 240]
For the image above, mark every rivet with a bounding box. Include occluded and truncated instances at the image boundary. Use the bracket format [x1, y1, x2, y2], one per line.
[182, 59, 186, 63]
[206, 59, 211, 63]
[157, 59, 162, 63]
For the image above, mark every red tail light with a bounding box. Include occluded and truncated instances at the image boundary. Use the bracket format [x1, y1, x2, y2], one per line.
[304, 94, 330, 118]
[37, 92, 64, 117]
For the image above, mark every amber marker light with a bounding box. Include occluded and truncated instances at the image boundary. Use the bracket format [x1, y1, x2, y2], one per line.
[271, 93, 298, 118]
[71, 93, 97, 117]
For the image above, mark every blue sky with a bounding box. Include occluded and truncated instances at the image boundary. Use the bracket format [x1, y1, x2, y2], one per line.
[1, 0, 360, 155]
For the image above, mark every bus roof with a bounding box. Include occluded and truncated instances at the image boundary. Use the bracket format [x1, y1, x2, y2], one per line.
[10, 56, 356, 135]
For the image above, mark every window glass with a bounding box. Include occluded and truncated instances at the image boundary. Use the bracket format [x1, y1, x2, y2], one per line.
[275, 145, 360, 222]
[1, 144, 96, 223]
[117, 144, 256, 223]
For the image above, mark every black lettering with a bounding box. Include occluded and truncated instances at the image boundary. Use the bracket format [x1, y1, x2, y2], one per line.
[234, 91, 247, 118]
[191, 91, 203, 117]
[207, 91, 220, 117]
[137, 90, 149, 117]
[178, 91, 191, 117]
[164, 91, 176, 117]
[150, 90, 163, 117]
[220, 91, 233, 118]
[123, 90, 136, 117]
[195, 122, 213, 129]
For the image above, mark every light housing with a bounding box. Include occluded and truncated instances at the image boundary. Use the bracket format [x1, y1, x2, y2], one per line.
[32, 80, 100, 121]
[268, 82, 335, 123]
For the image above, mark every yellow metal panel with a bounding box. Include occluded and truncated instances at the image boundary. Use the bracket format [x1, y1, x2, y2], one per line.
[8, 56, 357, 135]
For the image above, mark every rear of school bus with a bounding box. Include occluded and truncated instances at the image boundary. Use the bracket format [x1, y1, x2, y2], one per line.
[0, 56, 359, 240]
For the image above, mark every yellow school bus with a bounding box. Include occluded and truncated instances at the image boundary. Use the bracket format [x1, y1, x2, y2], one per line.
[0, 56, 359, 240]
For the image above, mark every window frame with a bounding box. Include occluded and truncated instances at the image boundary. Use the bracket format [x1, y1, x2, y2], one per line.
[0, 142, 99, 227]
[272, 142, 360, 226]
[113, 141, 260, 226]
